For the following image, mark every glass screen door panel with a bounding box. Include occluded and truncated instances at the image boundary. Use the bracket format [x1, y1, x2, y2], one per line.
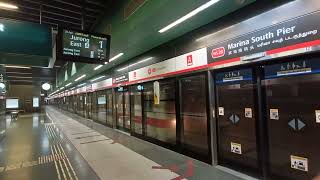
[143, 80, 176, 144]
[263, 59, 320, 180]
[130, 85, 143, 134]
[180, 74, 209, 156]
[124, 91, 131, 131]
[67, 96, 72, 112]
[97, 91, 107, 124]
[106, 90, 113, 127]
[215, 69, 259, 172]
[73, 96, 77, 113]
[91, 92, 98, 121]
[78, 95, 84, 117]
[87, 93, 93, 119]
[116, 91, 124, 129]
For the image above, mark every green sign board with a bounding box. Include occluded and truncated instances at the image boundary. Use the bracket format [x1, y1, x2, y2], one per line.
[0, 19, 52, 57]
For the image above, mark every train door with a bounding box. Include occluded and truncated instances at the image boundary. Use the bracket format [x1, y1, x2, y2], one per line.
[263, 59, 320, 180]
[215, 68, 261, 174]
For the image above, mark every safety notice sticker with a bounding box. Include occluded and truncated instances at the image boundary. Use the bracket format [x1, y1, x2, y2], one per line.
[218, 107, 224, 116]
[245, 108, 252, 118]
[231, 142, 242, 155]
[291, 155, 308, 172]
[270, 109, 279, 120]
[315, 110, 320, 123]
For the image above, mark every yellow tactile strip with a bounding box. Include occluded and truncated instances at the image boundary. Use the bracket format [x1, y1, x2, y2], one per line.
[44, 122, 79, 180]
[50, 144, 78, 180]
[0, 143, 78, 180]
[45, 123, 64, 144]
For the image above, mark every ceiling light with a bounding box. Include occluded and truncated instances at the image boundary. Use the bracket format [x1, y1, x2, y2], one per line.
[77, 83, 86, 87]
[0, 83, 5, 89]
[109, 53, 124, 62]
[42, 83, 51, 91]
[74, 74, 86, 82]
[159, 0, 220, 33]
[90, 76, 105, 82]
[65, 83, 72, 87]
[5, 65, 31, 69]
[117, 57, 152, 72]
[0, 23, 3, 32]
[94, 65, 103, 71]
[0, 2, 18, 10]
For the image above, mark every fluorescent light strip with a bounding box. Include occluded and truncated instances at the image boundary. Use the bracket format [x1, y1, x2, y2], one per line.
[90, 76, 105, 82]
[65, 83, 72, 87]
[77, 83, 86, 87]
[8, 76, 32, 79]
[59, 87, 64, 90]
[109, 53, 124, 62]
[6, 72, 32, 75]
[74, 74, 86, 82]
[0, 2, 18, 9]
[159, 0, 220, 33]
[117, 57, 152, 72]
[10, 80, 32, 82]
[5, 65, 31, 69]
[94, 65, 103, 70]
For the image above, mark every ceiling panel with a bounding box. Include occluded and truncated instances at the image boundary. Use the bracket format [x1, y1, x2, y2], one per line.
[0, 0, 117, 30]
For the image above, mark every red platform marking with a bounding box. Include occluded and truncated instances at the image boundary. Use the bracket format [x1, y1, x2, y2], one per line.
[111, 139, 120, 144]
[152, 164, 179, 173]
[152, 160, 194, 180]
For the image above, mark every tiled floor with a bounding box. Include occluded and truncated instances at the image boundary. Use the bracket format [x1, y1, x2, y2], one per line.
[0, 111, 100, 180]
[45, 106, 259, 180]
[0, 107, 258, 180]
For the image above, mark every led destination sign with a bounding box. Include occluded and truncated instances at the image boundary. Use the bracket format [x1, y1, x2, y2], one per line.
[58, 28, 110, 64]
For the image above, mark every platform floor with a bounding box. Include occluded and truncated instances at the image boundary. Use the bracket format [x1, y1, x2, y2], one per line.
[0, 106, 258, 180]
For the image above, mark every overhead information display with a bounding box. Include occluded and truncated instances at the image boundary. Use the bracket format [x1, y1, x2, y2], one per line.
[58, 28, 110, 64]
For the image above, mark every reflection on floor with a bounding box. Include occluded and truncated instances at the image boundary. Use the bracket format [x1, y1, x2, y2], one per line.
[0, 112, 99, 180]
[0, 107, 258, 180]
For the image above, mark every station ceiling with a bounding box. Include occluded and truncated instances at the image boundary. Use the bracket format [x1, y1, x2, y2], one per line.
[0, 0, 257, 86]
[0, 0, 117, 30]
[56, 0, 257, 88]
